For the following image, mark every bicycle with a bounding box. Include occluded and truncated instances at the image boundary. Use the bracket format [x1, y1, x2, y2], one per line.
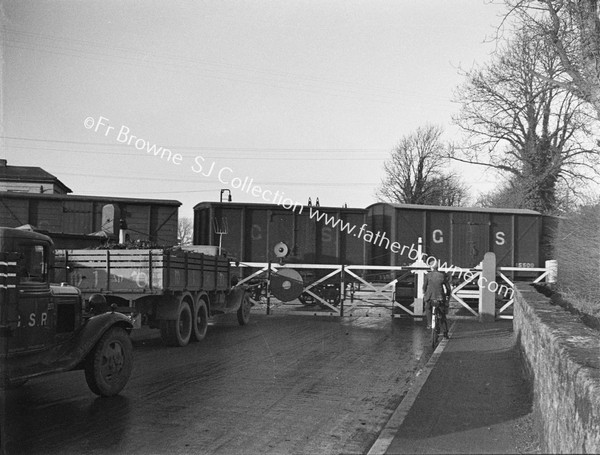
[431, 299, 447, 348]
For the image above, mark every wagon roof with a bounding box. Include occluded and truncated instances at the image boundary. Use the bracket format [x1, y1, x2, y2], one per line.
[368, 202, 541, 215]
[0, 191, 181, 206]
[193, 201, 364, 211]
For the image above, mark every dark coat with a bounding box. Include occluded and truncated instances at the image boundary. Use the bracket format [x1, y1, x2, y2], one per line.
[423, 270, 450, 303]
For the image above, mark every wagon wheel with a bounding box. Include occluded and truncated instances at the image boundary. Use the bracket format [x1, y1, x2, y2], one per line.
[248, 282, 267, 304]
[317, 285, 340, 308]
[298, 292, 317, 306]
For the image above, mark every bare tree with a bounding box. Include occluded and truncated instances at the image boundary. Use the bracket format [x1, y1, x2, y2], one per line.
[377, 125, 469, 206]
[452, 23, 600, 213]
[476, 175, 583, 212]
[507, 0, 600, 119]
[427, 174, 470, 206]
[476, 177, 531, 209]
[177, 217, 193, 245]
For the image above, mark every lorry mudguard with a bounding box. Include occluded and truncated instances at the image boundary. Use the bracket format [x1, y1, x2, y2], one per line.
[7, 312, 133, 382]
[65, 312, 133, 369]
[225, 286, 247, 311]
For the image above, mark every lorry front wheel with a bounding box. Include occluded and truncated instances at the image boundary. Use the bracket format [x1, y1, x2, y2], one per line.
[237, 292, 251, 325]
[160, 300, 192, 347]
[84, 326, 133, 397]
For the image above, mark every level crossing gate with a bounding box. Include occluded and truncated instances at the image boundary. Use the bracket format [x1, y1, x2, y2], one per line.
[233, 255, 552, 320]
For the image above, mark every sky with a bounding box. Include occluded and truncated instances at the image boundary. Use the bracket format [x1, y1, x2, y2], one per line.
[2, 0, 510, 219]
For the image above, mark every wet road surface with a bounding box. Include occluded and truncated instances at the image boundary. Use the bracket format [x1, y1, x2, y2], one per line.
[2, 312, 433, 455]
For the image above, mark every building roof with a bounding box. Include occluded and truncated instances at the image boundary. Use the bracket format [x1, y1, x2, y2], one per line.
[0, 159, 72, 193]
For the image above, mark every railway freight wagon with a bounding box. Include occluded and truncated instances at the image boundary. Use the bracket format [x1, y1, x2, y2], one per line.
[366, 203, 550, 270]
[192, 200, 555, 309]
[0, 192, 180, 248]
[193, 202, 367, 265]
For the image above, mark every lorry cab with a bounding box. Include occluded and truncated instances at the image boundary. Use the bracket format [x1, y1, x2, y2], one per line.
[0, 227, 134, 396]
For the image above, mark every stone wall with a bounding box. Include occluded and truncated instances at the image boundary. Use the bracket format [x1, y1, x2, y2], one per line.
[514, 284, 600, 453]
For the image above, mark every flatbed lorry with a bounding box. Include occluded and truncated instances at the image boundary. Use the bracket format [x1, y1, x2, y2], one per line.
[53, 246, 251, 347]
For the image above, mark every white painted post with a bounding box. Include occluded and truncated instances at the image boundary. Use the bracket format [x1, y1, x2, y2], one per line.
[411, 237, 428, 318]
[545, 260, 557, 284]
[479, 252, 496, 322]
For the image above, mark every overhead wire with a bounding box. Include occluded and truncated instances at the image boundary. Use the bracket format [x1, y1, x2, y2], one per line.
[2, 137, 384, 194]
[2, 136, 388, 155]
[3, 27, 458, 110]
[3, 30, 409, 105]
[5, 27, 407, 97]
[6, 146, 385, 161]
[50, 170, 379, 188]
[2, 27, 398, 196]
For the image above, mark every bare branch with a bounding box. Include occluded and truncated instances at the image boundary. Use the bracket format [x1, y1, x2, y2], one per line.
[377, 125, 469, 206]
[452, 16, 600, 213]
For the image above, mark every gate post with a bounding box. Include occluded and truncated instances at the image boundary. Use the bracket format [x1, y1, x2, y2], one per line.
[340, 264, 345, 317]
[413, 285, 424, 318]
[545, 259, 558, 285]
[412, 237, 427, 318]
[479, 252, 496, 322]
[266, 261, 271, 315]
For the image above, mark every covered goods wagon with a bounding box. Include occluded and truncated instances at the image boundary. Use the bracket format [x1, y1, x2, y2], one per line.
[0, 192, 180, 247]
[193, 202, 367, 264]
[366, 203, 548, 269]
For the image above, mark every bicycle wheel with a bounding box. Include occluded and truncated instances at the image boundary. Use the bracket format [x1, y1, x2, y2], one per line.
[431, 311, 439, 348]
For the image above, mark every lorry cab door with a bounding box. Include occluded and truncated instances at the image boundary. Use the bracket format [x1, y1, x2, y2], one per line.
[10, 243, 54, 355]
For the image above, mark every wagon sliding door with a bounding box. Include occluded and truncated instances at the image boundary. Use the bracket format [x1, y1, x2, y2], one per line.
[451, 213, 490, 268]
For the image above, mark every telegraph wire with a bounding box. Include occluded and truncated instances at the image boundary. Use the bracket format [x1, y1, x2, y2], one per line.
[3, 27, 414, 100]
[2, 136, 389, 156]
[5, 144, 385, 161]
[4, 37, 405, 105]
[52, 170, 378, 187]
[2, 27, 458, 108]
[7, 145, 384, 161]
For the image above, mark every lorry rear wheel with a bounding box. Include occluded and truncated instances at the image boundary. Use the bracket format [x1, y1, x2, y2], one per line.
[160, 300, 192, 347]
[237, 292, 251, 325]
[84, 326, 133, 397]
[192, 299, 208, 341]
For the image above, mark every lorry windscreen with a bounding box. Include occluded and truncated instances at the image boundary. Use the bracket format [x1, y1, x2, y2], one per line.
[17, 243, 48, 283]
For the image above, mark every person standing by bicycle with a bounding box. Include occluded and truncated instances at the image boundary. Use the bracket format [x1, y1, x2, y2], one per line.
[423, 261, 451, 338]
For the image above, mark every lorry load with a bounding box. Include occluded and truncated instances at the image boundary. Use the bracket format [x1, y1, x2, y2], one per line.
[53, 245, 251, 347]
